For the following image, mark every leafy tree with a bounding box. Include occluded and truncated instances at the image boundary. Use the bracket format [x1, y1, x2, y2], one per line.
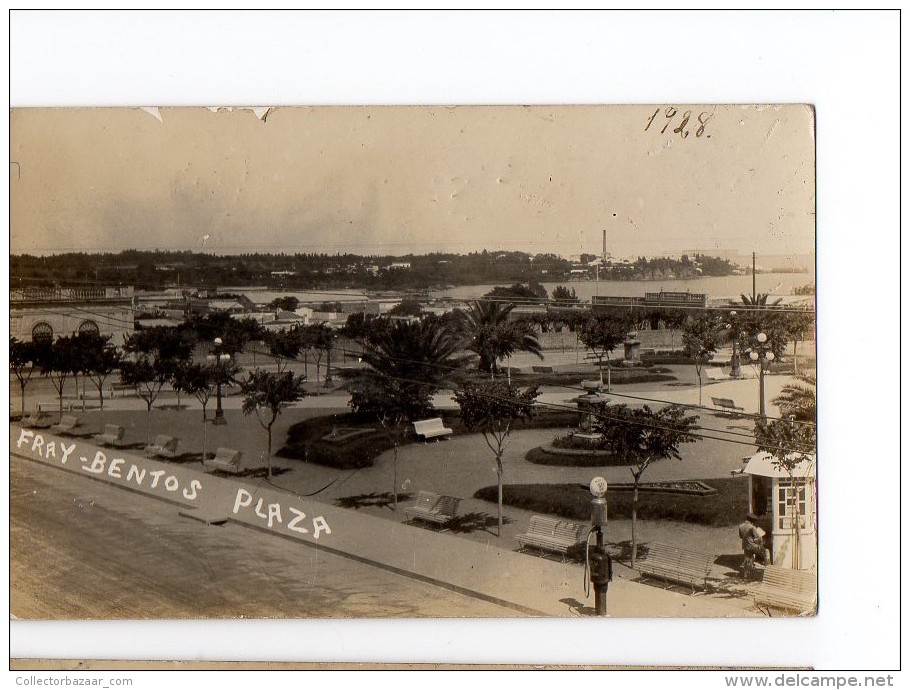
[341, 312, 381, 342]
[10, 337, 47, 416]
[551, 285, 579, 304]
[389, 299, 423, 317]
[303, 323, 335, 392]
[181, 313, 260, 359]
[454, 381, 540, 536]
[75, 332, 121, 432]
[268, 295, 300, 312]
[484, 282, 548, 305]
[577, 314, 630, 389]
[177, 362, 236, 462]
[753, 377, 817, 569]
[240, 369, 307, 478]
[732, 293, 789, 356]
[457, 301, 543, 375]
[41, 335, 81, 420]
[121, 328, 193, 444]
[377, 405, 412, 513]
[661, 308, 688, 349]
[119, 360, 165, 445]
[264, 327, 303, 372]
[682, 313, 724, 406]
[783, 309, 815, 375]
[592, 403, 699, 567]
[348, 317, 465, 421]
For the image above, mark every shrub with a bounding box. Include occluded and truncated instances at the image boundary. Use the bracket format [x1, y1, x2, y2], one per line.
[277, 413, 396, 470]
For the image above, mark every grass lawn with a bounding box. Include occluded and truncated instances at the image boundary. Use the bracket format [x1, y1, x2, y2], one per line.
[474, 477, 749, 527]
[278, 408, 580, 469]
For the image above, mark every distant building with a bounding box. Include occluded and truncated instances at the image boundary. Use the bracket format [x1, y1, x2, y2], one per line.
[592, 290, 708, 310]
[10, 286, 135, 345]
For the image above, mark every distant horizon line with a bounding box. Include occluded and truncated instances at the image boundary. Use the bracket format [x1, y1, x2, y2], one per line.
[9, 247, 817, 263]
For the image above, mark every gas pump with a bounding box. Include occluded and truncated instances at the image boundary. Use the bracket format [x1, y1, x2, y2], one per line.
[586, 476, 612, 616]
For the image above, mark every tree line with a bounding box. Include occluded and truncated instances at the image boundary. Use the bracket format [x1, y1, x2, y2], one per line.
[11, 289, 814, 556]
[11, 249, 738, 292]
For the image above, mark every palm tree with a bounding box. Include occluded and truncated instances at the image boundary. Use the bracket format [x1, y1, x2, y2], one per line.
[456, 301, 543, 375]
[351, 316, 466, 421]
[773, 375, 816, 423]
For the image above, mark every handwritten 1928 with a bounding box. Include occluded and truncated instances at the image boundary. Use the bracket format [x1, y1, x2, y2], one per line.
[645, 107, 713, 139]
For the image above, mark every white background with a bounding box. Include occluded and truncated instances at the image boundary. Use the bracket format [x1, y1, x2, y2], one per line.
[5, 9, 903, 674]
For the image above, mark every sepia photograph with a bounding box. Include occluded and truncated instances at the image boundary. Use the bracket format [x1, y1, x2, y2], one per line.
[8, 7, 906, 678]
[10, 103, 817, 622]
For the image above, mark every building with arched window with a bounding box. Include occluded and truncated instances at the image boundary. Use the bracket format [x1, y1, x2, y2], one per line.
[10, 286, 135, 345]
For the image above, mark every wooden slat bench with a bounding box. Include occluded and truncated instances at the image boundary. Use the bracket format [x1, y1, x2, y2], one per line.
[412, 417, 453, 441]
[403, 490, 461, 530]
[516, 515, 587, 560]
[711, 397, 745, 416]
[50, 415, 80, 436]
[635, 542, 716, 592]
[754, 564, 817, 615]
[203, 447, 244, 474]
[144, 435, 179, 459]
[93, 424, 125, 447]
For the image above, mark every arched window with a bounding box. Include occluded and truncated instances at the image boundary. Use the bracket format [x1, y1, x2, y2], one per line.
[78, 320, 100, 335]
[31, 322, 54, 343]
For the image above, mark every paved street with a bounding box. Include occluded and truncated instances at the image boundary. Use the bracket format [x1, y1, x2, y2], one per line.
[10, 456, 519, 619]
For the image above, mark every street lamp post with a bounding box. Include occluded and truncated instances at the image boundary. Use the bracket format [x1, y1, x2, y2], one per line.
[209, 337, 231, 426]
[748, 332, 775, 418]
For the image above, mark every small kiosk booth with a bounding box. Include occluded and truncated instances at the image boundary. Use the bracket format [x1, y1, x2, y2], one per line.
[742, 451, 817, 571]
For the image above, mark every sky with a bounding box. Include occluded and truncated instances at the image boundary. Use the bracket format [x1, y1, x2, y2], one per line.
[10, 104, 815, 261]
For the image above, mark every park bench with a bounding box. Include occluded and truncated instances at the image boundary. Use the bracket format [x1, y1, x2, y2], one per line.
[516, 515, 587, 560]
[50, 415, 80, 436]
[144, 435, 179, 459]
[711, 397, 745, 417]
[21, 409, 51, 428]
[635, 542, 716, 592]
[403, 490, 461, 530]
[754, 564, 818, 615]
[93, 424, 125, 447]
[412, 417, 453, 442]
[203, 447, 244, 474]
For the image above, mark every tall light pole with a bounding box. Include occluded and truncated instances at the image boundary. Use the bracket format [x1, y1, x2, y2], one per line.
[748, 332, 775, 417]
[208, 337, 231, 425]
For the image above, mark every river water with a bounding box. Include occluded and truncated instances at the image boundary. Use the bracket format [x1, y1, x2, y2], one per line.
[432, 272, 814, 302]
[227, 272, 814, 305]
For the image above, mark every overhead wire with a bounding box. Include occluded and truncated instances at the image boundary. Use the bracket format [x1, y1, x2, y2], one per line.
[236, 341, 814, 454]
